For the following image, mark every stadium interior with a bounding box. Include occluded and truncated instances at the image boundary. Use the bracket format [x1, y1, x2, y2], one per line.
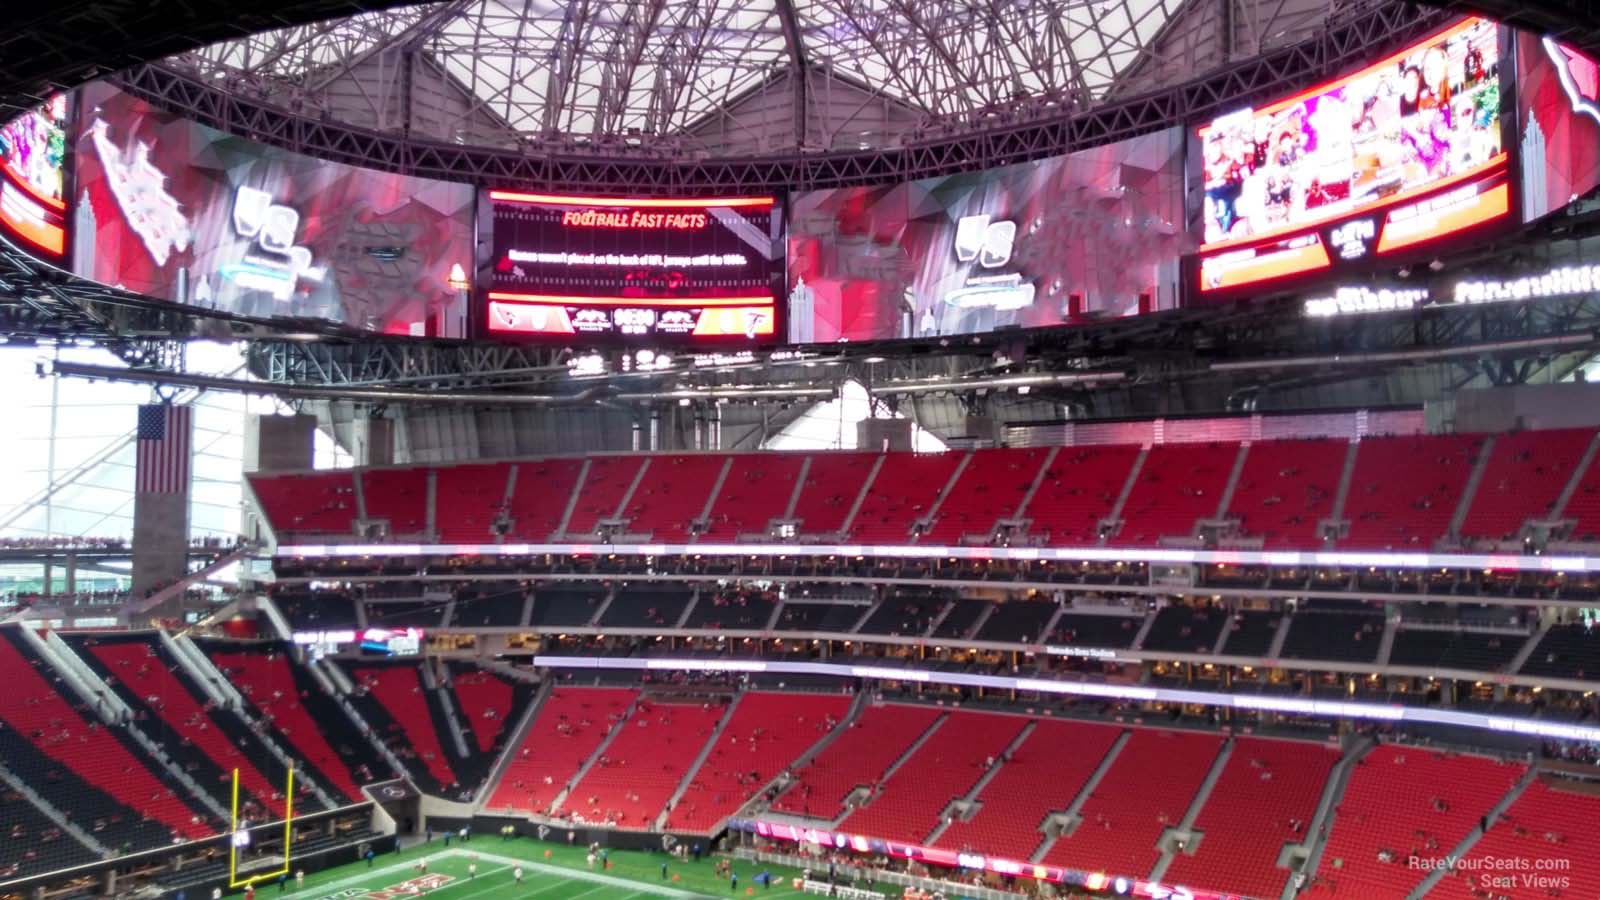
[3, 0, 1600, 898]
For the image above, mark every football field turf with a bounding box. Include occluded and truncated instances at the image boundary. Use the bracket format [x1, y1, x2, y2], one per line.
[245, 837, 817, 900]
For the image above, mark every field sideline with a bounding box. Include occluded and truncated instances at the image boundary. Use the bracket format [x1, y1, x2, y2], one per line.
[237, 837, 825, 900]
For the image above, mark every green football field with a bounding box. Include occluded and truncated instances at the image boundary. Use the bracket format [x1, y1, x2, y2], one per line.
[238, 837, 821, 900]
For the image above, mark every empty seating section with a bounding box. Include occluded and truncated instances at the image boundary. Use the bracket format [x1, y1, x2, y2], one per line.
[850, 451, 963, 544]
[364, 600, 446, 628]
[857, 591, 949, 636]
[599, 586, 694, 628]
[1226, 439, 1346, 548]
[840, 711, 1026, 844]
[667, 692, 850, 832]
[505, 458, 585, 540]
[790, 453, 877, 536]
[1388, 629, 1524, 672]
[206, 646, 377, 801]
[1342, 434, 1482, 550]
[451, 583, 527, 627]
[1046, 613, 1142, 648]
[1518, 624, 1600, 680]
[447, 665, 519, 754]
[530, 585, 606, 627]
[1427, 779, 1600, 900]
[1116, 443, 1239, 546]
[251, 429, 1600, 552]
[976, 601, 1055, 644]
[1311, 745, 1524, 897]
[619, 455, 724, 540]
[0, 786, 97, 878]
[776, 602, 869, 633]
[922, 448, 1047, 545]
[1020, 445, 1139, 545]
[1162, 738, 1337, 900]
[1042, 729, 1223, 878]
[1221, 609, 1284, 656]
[557, 699, 726, 828]
[773, 704, 942, 818]
[935, 719, 1121, 859]
[347, 664, 457, 792]
[1280, 609, 1383, 663]
[1141, 605, 1228, 654]
[249, 472, 356, 538]
[0, 630, 212, 843]
[1563, 440, 1600, 542]
[931, 598, 989, 639]
[272, 590, 357, 631]
[433, 463, 511, 542]
[702, 454, 805, 540]
[1462, 429, 1593, 543]
[85, 639, 286, 817]
[487, 688, 635, 814]
[681, 588, 777, 630]
[360, 468, 427, 534]
[564, 456, 645, 536]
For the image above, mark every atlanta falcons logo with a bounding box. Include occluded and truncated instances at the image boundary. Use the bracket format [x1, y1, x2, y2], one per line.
[1545, 36, 1600, 124]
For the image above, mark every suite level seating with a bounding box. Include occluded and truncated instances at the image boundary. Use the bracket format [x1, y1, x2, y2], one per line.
[1279, 606, 1384, 663]
[598, 584, 695, 629]
[1519, 624, 1600, 680]
[487, 687, 636, 814]
[252, 427, 1600, 553]
[529, 584, 607, 627]
[1226, 438, 1346, 548]
[556, 697, 728, 829]
[1309, 745, 1525, 897]
[772, 703, 943, 819]
[451, 582, 528, 628]
[681, 587, 778, 630]
[433, 462, 512, 542]
[1388, 627, 1525, 672]
[776, 600, 870, 633]
[0, 628, 214, 852]
[202, 641, 392, 802]
[930, 598, 989, 640]
[1041, 729, 1225, 878]
[1046, 611, 1143, 648]
[1162, 737, 1338, 900]
[272, 589, 358, 631]
[856, 589, 953, 637]
[1140, 603, 1228, 654]
[363, 598, 448, 628]
[975, 599, 1056, 644]
[70, 634, 301, 821]
[666, 692, 850, 832]
[933, 718, 1122, 861]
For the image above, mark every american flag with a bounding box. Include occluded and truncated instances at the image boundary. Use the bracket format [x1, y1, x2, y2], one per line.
[136, 404, 192, 494]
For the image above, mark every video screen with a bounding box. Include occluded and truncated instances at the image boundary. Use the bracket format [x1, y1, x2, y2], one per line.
[0, 94, 70, 260]
[1193, 17, 1509, 297]
[786, 129, 1186, 343]
[1518, 31, 1600, 222]
[71, 82, 475, 336]
[479, 190, 783, 343]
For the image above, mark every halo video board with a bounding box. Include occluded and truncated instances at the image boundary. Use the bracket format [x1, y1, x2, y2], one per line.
[0, 94, 71, 261]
